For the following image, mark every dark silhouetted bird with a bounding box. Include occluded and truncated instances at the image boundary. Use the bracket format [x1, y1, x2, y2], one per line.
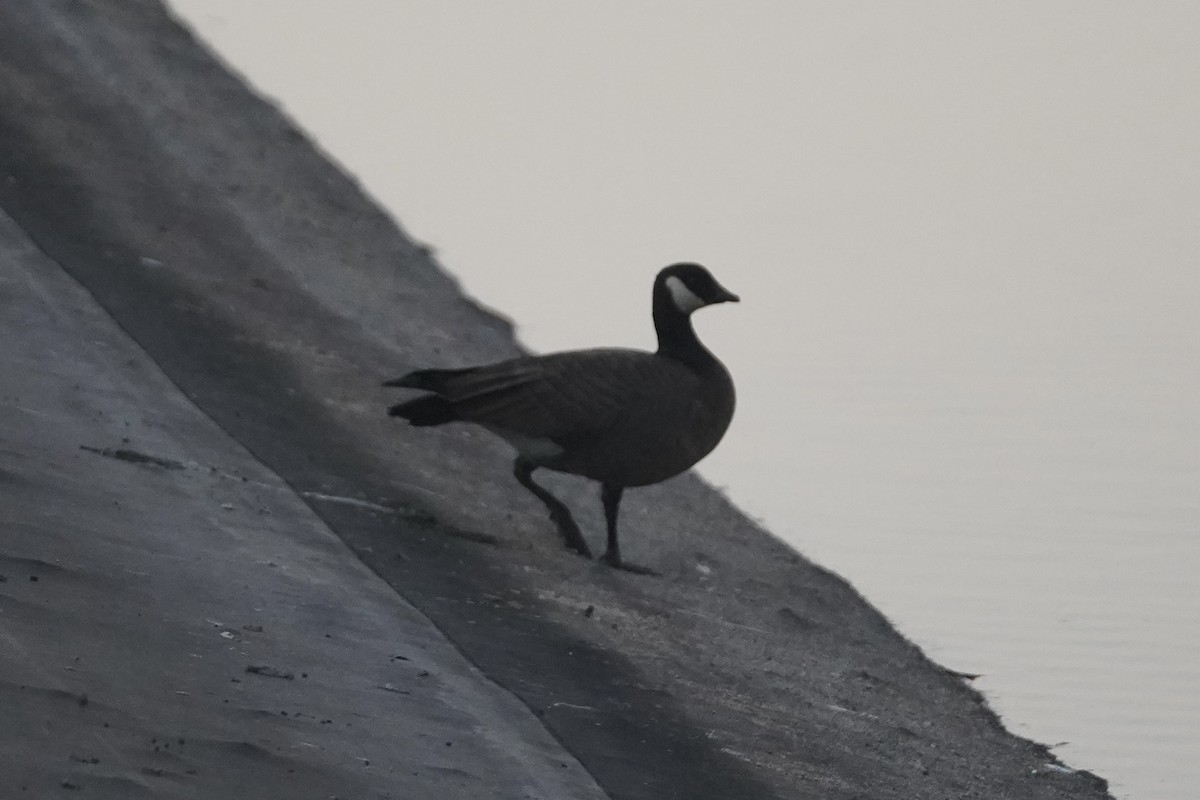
[384, 262, 737, 573]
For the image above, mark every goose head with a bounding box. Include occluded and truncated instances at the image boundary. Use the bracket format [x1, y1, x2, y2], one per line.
[652, 263, 737, 363]
[655, 263, 740, 315]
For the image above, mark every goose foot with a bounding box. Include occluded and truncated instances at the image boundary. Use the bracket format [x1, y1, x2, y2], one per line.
[599, 551, 660, 577]
[551, 509, 592, 558]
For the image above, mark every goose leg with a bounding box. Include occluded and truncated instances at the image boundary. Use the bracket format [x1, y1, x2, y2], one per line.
[513, 459, 591, 557]
[599, 483, 659, 576]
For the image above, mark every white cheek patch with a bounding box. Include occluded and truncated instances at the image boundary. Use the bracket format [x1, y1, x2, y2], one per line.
[665, 275, 706, 313]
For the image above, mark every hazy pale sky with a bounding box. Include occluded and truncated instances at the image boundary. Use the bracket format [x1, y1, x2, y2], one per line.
[171, 4, 1200, 798]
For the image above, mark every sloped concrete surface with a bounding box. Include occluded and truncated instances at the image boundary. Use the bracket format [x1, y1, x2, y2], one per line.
[0, 2, 1113, 798]
[0, 209, 607, 798]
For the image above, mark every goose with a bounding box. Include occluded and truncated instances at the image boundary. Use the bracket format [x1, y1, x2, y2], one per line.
[384, 262, 737, 573]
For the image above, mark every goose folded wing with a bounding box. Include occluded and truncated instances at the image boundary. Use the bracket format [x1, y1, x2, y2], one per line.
[444, 349, 697, 444]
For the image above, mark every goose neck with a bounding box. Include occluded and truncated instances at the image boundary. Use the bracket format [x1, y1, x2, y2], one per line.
[653, 294, 711, 366]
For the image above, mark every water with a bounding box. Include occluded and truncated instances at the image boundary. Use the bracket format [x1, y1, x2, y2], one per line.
[168, 4, 1200, 797]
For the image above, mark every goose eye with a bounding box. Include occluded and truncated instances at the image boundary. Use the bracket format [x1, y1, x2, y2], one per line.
[665, 275, 706, 313]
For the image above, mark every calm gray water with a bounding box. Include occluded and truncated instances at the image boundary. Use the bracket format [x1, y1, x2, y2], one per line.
[171, 4, 1200, 797]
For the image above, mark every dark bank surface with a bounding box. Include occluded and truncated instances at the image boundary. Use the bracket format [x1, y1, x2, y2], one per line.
[0, 2, 1113, 799]
[0, 208, 607, 799]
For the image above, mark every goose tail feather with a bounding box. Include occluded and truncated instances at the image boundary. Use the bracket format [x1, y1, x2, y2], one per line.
[382, 368, 464, 391]
[388, 395, 458, 426]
